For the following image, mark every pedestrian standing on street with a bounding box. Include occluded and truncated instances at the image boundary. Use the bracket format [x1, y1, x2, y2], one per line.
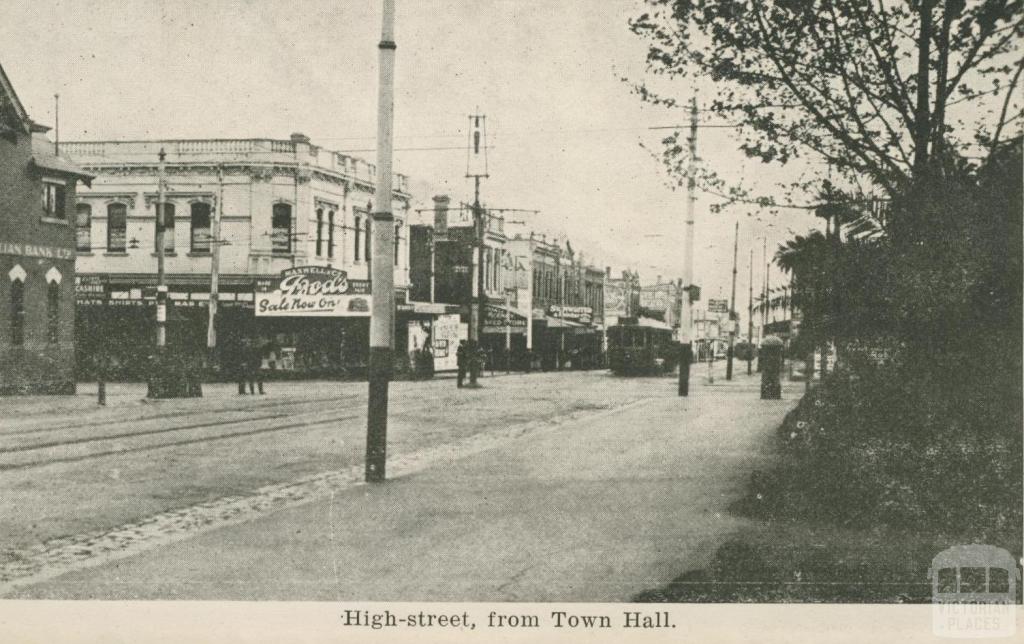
[456, 340, 467, 388]
[235, 339, 249, 395]
[247, 341, 265, 395]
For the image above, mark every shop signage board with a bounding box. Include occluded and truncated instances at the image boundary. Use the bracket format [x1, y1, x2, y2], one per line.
[483, 304, 527, 334]
[254, 267, 371, 317]
[0, 241, 75, 261]
[75, 275, 107, 303]
[708, 299, 729, 314]
[547, 305, 592, 325]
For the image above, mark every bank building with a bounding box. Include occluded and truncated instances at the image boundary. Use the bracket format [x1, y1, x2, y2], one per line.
[0, 63, 93, 394]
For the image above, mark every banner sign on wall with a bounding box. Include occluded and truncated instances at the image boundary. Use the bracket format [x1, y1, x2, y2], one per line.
[255, 267, 371, 317]
[483, 304, 528, 334]
[547, 305, 592, 325]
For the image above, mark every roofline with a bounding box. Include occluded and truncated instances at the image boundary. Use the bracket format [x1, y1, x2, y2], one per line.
[0, 62, 32, 133]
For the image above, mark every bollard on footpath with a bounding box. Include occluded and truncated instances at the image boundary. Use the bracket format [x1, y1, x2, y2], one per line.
[759, 335, 784, 400]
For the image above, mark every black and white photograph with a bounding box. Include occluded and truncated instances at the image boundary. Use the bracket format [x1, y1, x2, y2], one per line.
[0, 0, 1021, 641]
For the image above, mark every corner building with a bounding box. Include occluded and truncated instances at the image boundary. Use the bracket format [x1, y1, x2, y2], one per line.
[0, 63, 92, 394]
[67, 133, 412, 379]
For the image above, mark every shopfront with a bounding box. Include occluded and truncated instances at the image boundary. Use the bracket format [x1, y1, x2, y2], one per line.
[481, 303, 529, 371]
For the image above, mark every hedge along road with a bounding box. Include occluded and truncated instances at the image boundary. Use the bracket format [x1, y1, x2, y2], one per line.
[0, 372, 672, 563]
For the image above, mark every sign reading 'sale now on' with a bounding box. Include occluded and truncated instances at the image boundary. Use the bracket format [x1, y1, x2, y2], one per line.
[255, 267, 371, 317]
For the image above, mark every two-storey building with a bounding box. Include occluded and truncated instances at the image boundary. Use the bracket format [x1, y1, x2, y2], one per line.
[67, 133, 412, 379]
[0, 63, 92, 394]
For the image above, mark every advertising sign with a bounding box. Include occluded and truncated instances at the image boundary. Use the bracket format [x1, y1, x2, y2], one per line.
[707, 299, 729, 314]
[603, 282, 627, 317]
[75, 275, 107, 303]
[483, 304, 527, 334]
[640, 287, 670, 312]
[432, 313, 462, 371]
[254, 267, 371, 317]
[547, 305, 592, 325]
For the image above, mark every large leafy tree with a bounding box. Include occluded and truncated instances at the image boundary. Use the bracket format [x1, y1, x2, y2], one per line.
[630, 0, 1023, 209]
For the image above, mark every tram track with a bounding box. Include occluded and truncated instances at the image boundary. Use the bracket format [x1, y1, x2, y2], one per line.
[1, 393, 362, 438]
[0, 413, 361, 472]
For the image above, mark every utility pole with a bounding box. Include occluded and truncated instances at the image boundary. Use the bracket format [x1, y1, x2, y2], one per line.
[678, 97, 697, 397]
[726, 221, 738, 380]
[747, 247, 754, 375]
[207, 165, 223, 355]
[466, 112, 488, 387]
[53, 94, 59, 155]
[365, 0, 397, 483]
[156, 148, 167, 349]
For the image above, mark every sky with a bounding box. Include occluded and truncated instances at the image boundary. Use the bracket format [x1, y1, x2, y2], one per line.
[0, 0, 821, 308]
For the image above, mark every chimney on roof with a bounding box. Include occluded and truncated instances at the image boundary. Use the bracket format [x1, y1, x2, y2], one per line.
[605, 266, 611, 277]
[290, 132, 310, 144]
[657, 274, 662, 284]
[432, 195, 450, 235]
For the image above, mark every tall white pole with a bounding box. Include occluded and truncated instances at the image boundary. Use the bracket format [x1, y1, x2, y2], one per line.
[156, 148, 167, 349]
[366, 0, 397, 483]
[208, 165, 222, 350]
[678, 97, 697, 396]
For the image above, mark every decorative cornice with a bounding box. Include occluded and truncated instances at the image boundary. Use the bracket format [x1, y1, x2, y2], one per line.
[314, 197, 339, 211]
[144, 192, 216, 209]
[79, 192, 137, 209]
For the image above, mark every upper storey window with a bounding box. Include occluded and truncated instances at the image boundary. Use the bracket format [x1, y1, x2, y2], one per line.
[272, 203, 292, 255]
[42, 180, 66, 220]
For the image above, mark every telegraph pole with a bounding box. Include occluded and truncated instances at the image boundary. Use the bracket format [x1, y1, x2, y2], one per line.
[678, 97, 697, 396]
[155, 148, 167, 349]
[466, 112, 488, 387]
[208, 165, 223, 353]
[365, 0, 397, 483]
[747, 247, 754, 375]
[726, 221, 738, 380]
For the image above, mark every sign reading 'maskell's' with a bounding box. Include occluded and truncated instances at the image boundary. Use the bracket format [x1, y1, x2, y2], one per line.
[255, 267, 371, 317]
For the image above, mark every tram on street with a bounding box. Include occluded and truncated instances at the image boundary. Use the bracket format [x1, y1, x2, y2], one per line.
[606, 318, 680, 376]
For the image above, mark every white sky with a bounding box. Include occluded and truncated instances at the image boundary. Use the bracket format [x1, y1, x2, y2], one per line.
[0, 0, 820, 307]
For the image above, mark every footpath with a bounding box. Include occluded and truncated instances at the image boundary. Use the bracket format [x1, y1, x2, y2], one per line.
[7, 366, 801, 601]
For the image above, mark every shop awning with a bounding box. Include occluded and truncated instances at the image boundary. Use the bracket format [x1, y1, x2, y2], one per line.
[399, 301, 461, 315]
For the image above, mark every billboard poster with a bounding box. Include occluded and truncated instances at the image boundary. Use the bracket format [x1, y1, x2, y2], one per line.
[254, 266, 371, 317]
[603, 281, 627, 317]
[640, 287, 670, 312]
[432, 313, 462, 371]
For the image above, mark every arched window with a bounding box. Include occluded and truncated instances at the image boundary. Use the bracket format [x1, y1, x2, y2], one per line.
[315, 208, 324, 257]
[47, 281, 60, 344]
[354, 214, 362, 261]
[190, 203, 211, 253]
[271, 203, 292, 255]
[75, 203, 92, 252]
[10, 278, 24, 346]
[328, 210, 335, 259]
[107, 203, 127, 252]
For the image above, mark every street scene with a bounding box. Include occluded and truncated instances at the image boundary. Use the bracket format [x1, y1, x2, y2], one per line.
[0, 0, 1022, 641]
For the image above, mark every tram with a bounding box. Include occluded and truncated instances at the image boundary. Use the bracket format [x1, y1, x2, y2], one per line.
[607, 318, 680, 376]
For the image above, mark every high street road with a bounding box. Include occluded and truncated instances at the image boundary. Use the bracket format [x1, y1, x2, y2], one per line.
[0, 367, 799, 600]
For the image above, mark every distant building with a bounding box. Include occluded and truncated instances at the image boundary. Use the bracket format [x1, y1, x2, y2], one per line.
[65, 133, 413, 379]
[0, 63, 92, 394]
